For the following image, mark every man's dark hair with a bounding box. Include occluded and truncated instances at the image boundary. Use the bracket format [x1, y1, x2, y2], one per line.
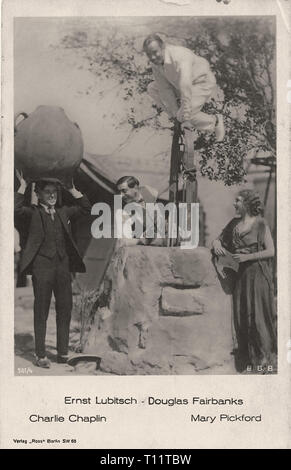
[116, 176, 140, 189]
[34, 179, 62, 206]
[143, 34, 164, 52]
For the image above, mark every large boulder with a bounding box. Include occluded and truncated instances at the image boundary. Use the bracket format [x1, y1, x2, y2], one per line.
[14, 105, 83, 184]
[83, 246, 234, 375]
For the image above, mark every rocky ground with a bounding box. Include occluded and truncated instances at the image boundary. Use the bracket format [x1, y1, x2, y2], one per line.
[83, 246, 238, 376]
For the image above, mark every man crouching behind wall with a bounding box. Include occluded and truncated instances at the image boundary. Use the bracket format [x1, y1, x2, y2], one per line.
[14, 170, 91, 368]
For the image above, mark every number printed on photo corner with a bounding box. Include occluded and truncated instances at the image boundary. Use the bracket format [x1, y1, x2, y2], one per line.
[287, 339, 291, 364]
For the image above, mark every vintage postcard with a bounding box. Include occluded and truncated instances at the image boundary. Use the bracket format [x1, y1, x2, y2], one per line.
[0, 0, 290, 449]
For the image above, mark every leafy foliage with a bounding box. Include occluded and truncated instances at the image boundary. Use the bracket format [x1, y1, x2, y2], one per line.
[56, 17, 275, 185]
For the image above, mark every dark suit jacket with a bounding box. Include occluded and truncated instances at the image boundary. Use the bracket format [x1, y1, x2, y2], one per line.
[14, 192, 91, 274]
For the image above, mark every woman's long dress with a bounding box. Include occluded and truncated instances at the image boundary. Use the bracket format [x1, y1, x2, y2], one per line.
[219, 217, 277, 373]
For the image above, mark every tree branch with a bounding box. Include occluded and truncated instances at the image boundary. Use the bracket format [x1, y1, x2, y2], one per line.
[110, 128, 137, 156]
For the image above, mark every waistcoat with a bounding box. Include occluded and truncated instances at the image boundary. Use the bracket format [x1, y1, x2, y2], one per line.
[38, 209, 67, 259]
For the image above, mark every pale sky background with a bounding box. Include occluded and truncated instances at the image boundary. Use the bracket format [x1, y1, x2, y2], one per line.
[14, 17, 177, 155]
[14, 17, 273, 243]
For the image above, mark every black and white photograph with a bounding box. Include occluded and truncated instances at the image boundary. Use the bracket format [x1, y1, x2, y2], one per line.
[13, 13, 277, 376]
[1, 0, 290, 450]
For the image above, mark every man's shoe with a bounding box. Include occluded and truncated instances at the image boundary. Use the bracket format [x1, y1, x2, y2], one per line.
[57, 355, 69, 364]
[215, 114, 225, 142]
[35, 356, 51, 369]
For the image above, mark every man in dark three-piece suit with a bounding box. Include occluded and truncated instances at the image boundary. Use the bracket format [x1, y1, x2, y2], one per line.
[15, 171, 91, 368]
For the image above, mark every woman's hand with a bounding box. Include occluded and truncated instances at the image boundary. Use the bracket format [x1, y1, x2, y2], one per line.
[212, 239, 226, 256]
[232, 253, 251, 263]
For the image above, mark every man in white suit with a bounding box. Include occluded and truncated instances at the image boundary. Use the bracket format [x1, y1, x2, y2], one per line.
[143, 34, 225, 141]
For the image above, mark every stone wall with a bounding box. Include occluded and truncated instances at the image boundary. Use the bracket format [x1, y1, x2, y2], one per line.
[84, 245, 234, 375]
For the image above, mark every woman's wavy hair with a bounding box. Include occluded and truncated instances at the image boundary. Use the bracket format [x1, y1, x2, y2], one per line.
[238, 189, 264, 216]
